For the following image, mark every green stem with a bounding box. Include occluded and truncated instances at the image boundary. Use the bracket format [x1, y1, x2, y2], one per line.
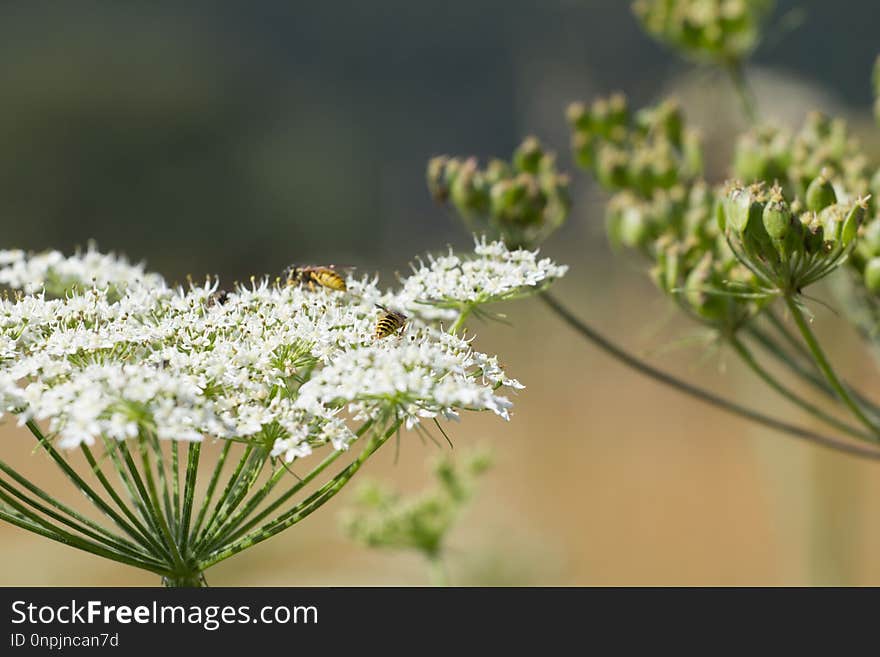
[192, 444, 256, 551]
[137, 436, 186, 570]
[171, 440, 181, 538]
[729, 336, 875, 442]
[427, 551, 449, 586]
[450, 305, 472, 335]
[217, 450, 343, 548]
[212, 419, 375, 549]
[0, 492, 172, 576]
[0, 459, 152, 558]
[162, 572, 206, 588]
[114, 440, 170, 551]
[0, 472, 154, 562]
[193, 447, 268, 553]
[198, 420, 402, 570]
[783, 295, 880, 436]
[189, 440, 231, 543]
[540, 292, 880, 460]
[147, 432, 175, 533]
[725, 57, 757, 124]
[178, 441, 200, 555]
[81, 443, 169, 559]
[27, 423, 167, 555]
[747, 324, 880, 419]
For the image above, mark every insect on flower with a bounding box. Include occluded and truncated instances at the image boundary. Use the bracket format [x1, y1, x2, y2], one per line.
[284, 264, 349, 292]
[209, 288, 231, 305]
[374, 304, 408, 339]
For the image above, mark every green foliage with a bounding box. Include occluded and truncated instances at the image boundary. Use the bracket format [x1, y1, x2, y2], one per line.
[632, 0, 775, 64]
[341, 449, 492, 562]
[427, 138, 571, 249]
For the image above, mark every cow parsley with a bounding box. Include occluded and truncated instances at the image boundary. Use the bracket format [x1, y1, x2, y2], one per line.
[0, 238, 565, 586]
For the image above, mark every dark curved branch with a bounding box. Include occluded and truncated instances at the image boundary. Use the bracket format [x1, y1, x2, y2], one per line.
[540, 291, 880, 461]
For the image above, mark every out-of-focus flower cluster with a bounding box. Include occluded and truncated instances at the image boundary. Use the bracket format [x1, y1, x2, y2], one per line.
[0, 246, 164, 299]
[0, 241, 565, 456]
[341, 448, 491, 558]
[567, 93, 880, 334]
[632, 0, 775, 64]
[426, 137, 571, 249]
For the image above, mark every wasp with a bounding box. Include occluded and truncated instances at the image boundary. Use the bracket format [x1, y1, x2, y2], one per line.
[284, 265, 348, 292]
[374, 304, 408, 339]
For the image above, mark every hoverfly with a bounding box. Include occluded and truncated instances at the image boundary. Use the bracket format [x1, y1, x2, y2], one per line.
[374, 304, 408, 339]
[284, 265, 349, 292]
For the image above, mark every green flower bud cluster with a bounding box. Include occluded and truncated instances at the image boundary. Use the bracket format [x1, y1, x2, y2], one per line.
[632, 0, 774, 64]
[790, 112, 872, 203]
[341, 449, 491, 560]
[570, 95, 757, 328]
[718, 180, 867, 294]
[427, 138, 571, 248]
[651, 225, 760, 325]
[732, 124, 791, 186]
[567, 95, 702, 197]
[733, 113, 871, 205]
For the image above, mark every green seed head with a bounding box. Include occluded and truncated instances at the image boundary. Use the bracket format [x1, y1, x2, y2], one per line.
[725, 185, 754, 233]
[762, 186, 791, 240]
[805, 170, 838, 212]
[841, 196, 869, 248]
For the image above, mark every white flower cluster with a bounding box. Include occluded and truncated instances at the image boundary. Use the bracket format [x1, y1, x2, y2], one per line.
[0, 240, 564, 462]
[0, 246, 164, 296]
[396, 236, 568, 316]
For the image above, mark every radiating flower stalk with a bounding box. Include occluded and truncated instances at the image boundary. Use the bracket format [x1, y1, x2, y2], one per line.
[0, 243, 565, 585]
[341, 448, 492, 586]
[429, 0, 880, 462]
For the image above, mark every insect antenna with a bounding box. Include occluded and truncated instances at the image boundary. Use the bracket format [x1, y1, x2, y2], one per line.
[433, 418, 454, 449]
[280, 460, 303, 481]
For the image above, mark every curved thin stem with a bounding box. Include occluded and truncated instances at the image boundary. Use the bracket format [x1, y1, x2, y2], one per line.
[747, 324, 880, 419]
[198, 420, 402, 570]
[540, 291, 880, 460]
[0, 492, 172, 577]
[725, 57, 757, 124]
[783, 295, 880, 435]
[206, 419, 376, 552]
[0, 460, 151, 559]
[729, 336, 876, 443]
[27, 422, 168, 558]
[178, 441, 200, 554]
[189, 440, 231, 543]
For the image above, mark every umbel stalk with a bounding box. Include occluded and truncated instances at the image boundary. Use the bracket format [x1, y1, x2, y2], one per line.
[0, 418, 401, 586]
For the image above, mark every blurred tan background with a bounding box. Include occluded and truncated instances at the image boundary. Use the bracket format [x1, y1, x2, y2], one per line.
[2, 0, 880, 586]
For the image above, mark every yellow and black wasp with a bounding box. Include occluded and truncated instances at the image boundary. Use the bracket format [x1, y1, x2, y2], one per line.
[374, 304, 408, 339]
[284, 265, 349, 292]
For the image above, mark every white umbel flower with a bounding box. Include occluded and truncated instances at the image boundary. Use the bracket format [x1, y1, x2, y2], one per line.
[397, 236, 568, 315]
[0, 239, 566, 462]
[0, 246, 165, 295]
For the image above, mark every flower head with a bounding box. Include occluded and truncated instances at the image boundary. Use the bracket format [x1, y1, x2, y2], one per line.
[0, 242, 564, 461]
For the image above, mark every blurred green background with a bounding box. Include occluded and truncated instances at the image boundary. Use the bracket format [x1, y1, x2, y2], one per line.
[2, 0, 880, 585]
